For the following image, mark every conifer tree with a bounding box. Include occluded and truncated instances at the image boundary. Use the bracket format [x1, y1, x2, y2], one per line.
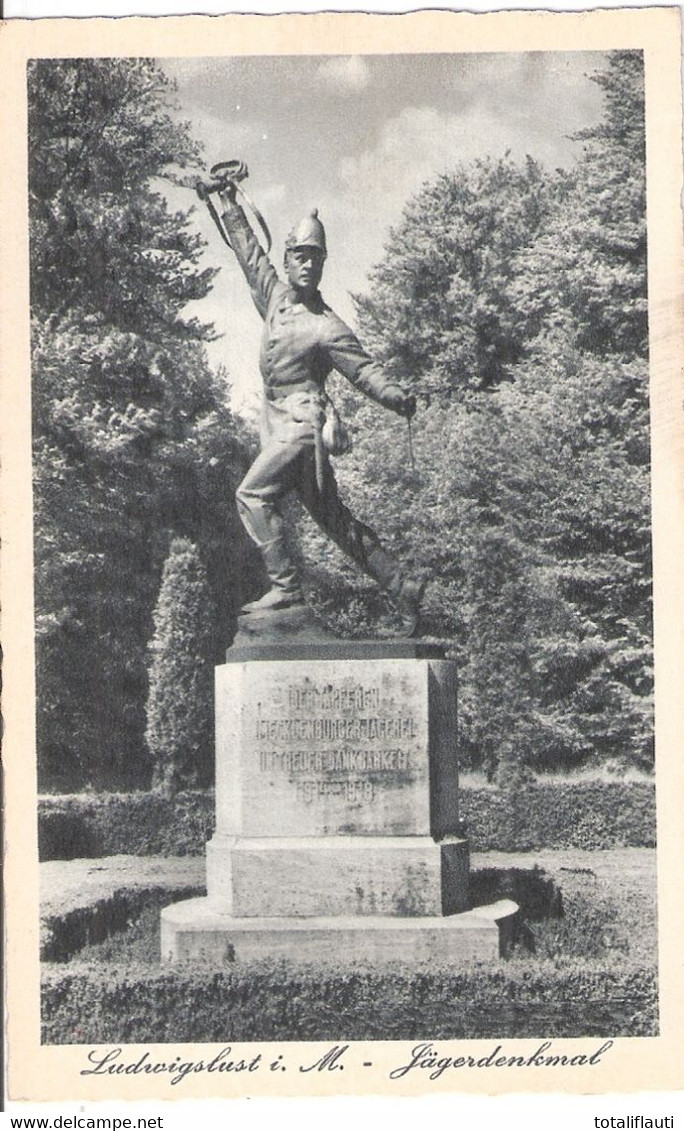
[146, 538, 217, 793]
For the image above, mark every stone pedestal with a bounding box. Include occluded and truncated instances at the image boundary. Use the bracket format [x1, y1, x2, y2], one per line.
[161, 622, 518, 965]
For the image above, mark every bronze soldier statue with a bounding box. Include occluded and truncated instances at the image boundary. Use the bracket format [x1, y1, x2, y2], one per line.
[218, 179, 424, 634]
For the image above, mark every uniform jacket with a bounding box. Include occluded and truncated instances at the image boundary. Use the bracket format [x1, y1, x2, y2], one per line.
[222, 202, 403, 446]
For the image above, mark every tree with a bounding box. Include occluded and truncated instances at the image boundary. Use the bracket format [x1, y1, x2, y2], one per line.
[28, 59, 213, 329]
[146, 538, 217, 792]
[456, 334, 652, 775]
[510, 51, 647, 359]
[505, 52, 652, 771]
[353, 155, 554, 399]
[30, 59, 254, 790]
[308, 52, 652, 779]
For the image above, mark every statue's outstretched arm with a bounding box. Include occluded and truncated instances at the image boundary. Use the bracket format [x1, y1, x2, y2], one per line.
[324, 315, 416, 419]
[220, 189, 280, 321]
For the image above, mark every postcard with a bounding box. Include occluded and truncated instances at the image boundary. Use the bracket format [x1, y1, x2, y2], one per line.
[2, 6, 683, 1104]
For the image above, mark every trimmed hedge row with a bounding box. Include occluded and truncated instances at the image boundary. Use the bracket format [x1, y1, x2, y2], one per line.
[38, 791, 215, 860]
[41, 959, 657, 1043]
[38, 779, 656, 861]
[461, 780, 656, 852]
[41, 886, 204, 963]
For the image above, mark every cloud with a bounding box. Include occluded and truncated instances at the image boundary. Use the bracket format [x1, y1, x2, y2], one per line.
[337, 106, 463, 220]
[316, 56, 371, 93]
[256, 182, 287, 209]
[337, 93, 584, 222]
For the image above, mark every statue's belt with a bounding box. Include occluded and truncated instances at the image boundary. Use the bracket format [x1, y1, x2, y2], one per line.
[265, 381, 322, 402]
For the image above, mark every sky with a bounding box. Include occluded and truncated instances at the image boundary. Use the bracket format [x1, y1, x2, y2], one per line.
[160, 52, 607, 411]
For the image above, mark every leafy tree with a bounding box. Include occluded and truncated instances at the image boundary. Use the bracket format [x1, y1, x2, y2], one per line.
[146, 538, 217, 792]
[460, 525, 538, 781]
[30, 59, 253, 790]
[456, 334, 652, 775]
[353, 155, 554, 398]
[510, 51, 647, 359]
[506, 52, 652, 771]
[309, 52, 652, 779]
[28, 59, 213, 329]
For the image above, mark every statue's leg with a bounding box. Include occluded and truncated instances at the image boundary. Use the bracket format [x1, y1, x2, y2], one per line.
[295, 447, 400, 587]
[236, 439, 305, 606]
[296, 450, 425, 634]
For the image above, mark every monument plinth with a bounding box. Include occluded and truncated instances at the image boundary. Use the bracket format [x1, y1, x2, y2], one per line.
[161, 614, 518, 964]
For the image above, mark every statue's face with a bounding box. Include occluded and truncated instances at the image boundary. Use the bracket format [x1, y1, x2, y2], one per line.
[285, 245, 325, 296]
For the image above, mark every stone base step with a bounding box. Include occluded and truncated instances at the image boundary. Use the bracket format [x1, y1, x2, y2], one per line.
[206, 834, 470, 918]
[160, 897, 519, 966]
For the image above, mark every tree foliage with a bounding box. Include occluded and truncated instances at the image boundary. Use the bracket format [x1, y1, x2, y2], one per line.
[307, 51, 652, 779]
[28, 59, 213, 332]
[354, 155, 554, 397]
[511, 52, 647, 359]
[30, 59, 255, 790]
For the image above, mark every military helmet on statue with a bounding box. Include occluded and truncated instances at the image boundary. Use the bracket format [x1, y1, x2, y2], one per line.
[285, 208, 327, 256]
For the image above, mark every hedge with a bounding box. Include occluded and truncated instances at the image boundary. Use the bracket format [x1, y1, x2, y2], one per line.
[460, 780, 656, 852]
[38, 791, 215, 860]
[41, 886, 203, 963]
[38, 780, 656, 861]
[41, 959, 657, 1044]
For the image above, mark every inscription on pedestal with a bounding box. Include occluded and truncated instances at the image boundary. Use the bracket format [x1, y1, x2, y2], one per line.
[247, 663, 428, 835]
[216, 659, 434, 837]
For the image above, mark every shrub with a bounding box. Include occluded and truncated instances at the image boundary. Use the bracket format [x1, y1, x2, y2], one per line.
[460, 780, 655, 851]
[38, 791, 214, 860]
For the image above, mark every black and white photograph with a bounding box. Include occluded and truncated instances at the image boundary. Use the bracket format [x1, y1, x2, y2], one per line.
[2, 6, 683, 1107]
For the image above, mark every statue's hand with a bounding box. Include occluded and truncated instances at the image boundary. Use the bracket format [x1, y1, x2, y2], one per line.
[400, 393, 417, 420]
[219, 180, 238, 208]
[385, 387, 416, 419]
